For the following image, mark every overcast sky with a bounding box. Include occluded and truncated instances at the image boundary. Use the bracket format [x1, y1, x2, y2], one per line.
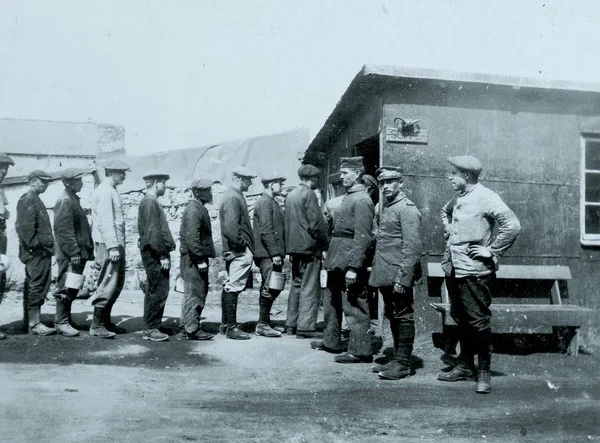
[1, 0, 598, 155]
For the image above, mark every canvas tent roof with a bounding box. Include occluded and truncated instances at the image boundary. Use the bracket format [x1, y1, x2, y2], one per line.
[109, 128, 309, 193]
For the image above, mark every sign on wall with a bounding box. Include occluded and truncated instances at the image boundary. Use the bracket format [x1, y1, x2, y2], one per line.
[385, 117, 428, 144]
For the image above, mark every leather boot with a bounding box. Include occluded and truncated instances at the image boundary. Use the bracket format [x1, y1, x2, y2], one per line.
[55, 299, 79, 337]
[224, 291, 250, 340]
[378, 320, 413, 380]
[104, 304, 126, 334]
[29, 306, 56, 336]
[219, 289, 227, 334]
[90, 307, 116, 339]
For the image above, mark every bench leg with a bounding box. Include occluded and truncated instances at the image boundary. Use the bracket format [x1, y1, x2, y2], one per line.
[568, 328, 580, 358]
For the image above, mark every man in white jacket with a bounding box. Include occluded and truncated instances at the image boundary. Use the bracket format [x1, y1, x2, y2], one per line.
[90, 159, 130, 338]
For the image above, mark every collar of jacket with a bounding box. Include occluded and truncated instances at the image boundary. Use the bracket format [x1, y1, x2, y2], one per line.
[228, 185, 244, 196]
[346, 183, 366, 194]
[459, 182, 480, 197]
[65, 187, 81, 201]
[385, 190, 407, 207]
[261, 191, 275, 200]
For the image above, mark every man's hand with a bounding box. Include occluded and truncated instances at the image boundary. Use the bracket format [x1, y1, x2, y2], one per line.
[272, 256, 282, 266]
[393, 282, 408, 294]
[70, 256, 81, 265]
[108, 248, 120, 262]
[345, 269, 358, 286]
[197, 262, 208, 273]
[160, 258, 170, 270]
[467, 245, 492, 260]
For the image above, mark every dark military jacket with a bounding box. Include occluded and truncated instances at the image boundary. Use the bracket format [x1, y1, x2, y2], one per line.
[16, 189, 54, 261]
[180, 199, 215, 265]
[54, 188, 94, 260]
[324, 184, 374, 271]
[253, 192, 285, 259]
[369, 191, 423, 287]
[138, 194, 176, 259]
[219, 186, 254, 255]
[284, 183, 328, 256]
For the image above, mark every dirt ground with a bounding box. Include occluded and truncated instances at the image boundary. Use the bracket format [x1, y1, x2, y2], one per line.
[1, 290, 599, 443]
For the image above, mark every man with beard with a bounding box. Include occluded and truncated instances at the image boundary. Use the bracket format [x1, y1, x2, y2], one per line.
[179, 178, 216, 341]
[219, 166, 256, 340]
[0, 153, 15, 339]
[90, 159, 130, 338]
[284, 165, 329, 338]
[53, 168, 94, 336]
[311, 157, 374, 363]
[437, 155, 520, 394]
[369, 167, 423, 380]
[16, 170, 56, 336]
[138, 172, 176, 342]
[253, 172, 287, 337]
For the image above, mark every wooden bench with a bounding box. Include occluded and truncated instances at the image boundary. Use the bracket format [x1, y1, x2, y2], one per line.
[427, 263, 595, 357]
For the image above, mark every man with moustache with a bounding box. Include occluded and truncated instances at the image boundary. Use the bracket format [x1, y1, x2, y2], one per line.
[369, 167, 423, 380]
[179, 178, 216, 341]
[16, 170, 56, 336]
[53, 168, 94, 337]
[437, 155, 520, 394]
[311, 157, 375, 363]
[253, 172, 287, 337]
[0, 153, 15, 339]
[90, 159, 131, 338]
[219, 166, 257, 340]
[138, 172, 176, 342]
[284, 164, 329, 338]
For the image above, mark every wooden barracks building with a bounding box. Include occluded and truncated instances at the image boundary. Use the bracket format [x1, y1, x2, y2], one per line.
[304, 65, 600, 352]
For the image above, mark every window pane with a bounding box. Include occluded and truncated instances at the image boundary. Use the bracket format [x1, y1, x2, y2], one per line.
[585, 140, 600, 170]
[585, 205, 600, 234]
[585, 173, 600, 202]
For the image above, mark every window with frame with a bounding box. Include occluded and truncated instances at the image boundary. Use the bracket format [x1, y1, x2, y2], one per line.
[581, 135, 600, 245]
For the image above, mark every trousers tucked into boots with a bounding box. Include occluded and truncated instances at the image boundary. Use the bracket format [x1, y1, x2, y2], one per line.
[222, 290, 239, 328]
[381, 286, 415, 367]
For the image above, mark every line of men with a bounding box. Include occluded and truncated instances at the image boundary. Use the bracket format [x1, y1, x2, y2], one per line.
[0, 152, 520, 394]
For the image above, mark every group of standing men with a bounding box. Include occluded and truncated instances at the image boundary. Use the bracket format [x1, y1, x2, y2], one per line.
[0, 150, 520, 394]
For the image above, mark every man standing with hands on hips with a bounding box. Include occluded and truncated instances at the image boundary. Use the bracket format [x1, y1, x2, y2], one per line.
[137, 172, 176, 342]
[437, 155, 520, 394]
[90, 159, 131, 338]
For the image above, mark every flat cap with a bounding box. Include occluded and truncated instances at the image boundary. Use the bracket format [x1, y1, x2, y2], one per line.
[102, 159, 131, 171]
[362, 174, 378, 189]
[376, 166, 403, 181]
[447, 155, 482, 176]
[261, 172, 286, 184]
[28, 169, 52, 181]
[190, 178, 213, 190]
[340, 156, 364, 169]
[0, 153, 15, 166]
[142, 171, 170, 181]
[232, 166, 257, 178]
[61, 167, 86, 181]
[298, 164, 320, 178]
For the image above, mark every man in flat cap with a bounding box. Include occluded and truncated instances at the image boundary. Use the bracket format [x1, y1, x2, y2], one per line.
[16, 170, 56, 335]
[89, 159, 131, 338]
[312, 157, 375, 363]
[0, 153, 15, 339]
[437, 155, 521, 394]
[179, 178, 216, 340]
[284, 164, 329, 338]
[252, 172, 287, 337]
[218, 166, 256, 340]
[52, 168, 94, 336]
[369, 166, 423, 379]
[137, 172, 176, 342]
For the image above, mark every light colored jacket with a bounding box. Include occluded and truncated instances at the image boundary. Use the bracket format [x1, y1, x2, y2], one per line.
[91, 181, 125, 249]
[441, 183, 521, 277]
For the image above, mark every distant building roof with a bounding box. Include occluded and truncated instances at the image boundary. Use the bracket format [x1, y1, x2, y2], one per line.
[0, 118, 118, 157]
